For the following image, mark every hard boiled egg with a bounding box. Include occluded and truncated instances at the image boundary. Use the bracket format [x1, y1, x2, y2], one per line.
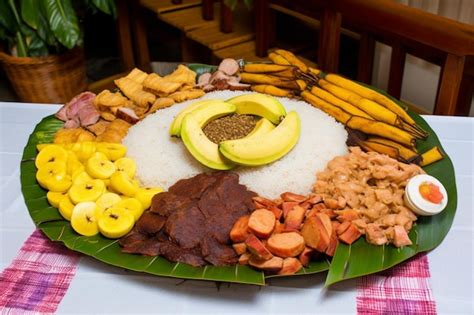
[404, 174, 448, 216]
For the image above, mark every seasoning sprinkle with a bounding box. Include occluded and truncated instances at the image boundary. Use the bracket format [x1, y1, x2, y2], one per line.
[203, 114, 259, 143]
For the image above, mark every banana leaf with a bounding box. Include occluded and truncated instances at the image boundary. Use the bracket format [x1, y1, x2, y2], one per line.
[21, 114, 329, 285]
[20, 80, 456, 286]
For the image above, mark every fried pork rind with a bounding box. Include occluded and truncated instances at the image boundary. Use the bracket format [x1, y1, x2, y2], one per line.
[165, 64, 196, 85]
[169, 89, 205, 102]
[148, 97, 175, 114]
[115, 77, 156, 108]
[143, 73, 183, 96]
[94, 90, 129, 107]
[126, 68, 148, 84]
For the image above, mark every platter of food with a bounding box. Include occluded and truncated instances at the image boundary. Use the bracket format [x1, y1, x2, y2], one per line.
[20, 51, 457, 286]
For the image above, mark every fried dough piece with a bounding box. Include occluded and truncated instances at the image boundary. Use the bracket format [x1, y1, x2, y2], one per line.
[126, 68, 148, 84]
[85, 120, 110, 136]
[127, 102, 149, 118]
[96, 119, 131, 143]
[94, 90, 129, 107]
[180, 84, 194, 91]
[143, 73, 183, 96]
[164, 64, 196, 85]
[101, 111, 116, 121]
[115, 77, 156, 108]
[169, 89, 205, 103]
[148, 98, 175, 115]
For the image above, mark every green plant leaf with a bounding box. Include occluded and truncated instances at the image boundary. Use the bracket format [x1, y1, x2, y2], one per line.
[0, 0, 16, 32]
[20, 0, 39, 30]
[91, 0, 117, 18]
[27, 31, 49, 56]
[43, 0, 80, 49]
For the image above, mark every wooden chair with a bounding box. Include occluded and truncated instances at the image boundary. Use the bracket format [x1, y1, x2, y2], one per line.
[255, 0, 474, 116]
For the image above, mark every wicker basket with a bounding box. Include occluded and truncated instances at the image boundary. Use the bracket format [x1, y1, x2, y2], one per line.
[0, 48, 87, 104]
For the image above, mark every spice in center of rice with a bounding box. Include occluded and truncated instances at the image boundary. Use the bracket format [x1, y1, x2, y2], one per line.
[203, 114, 259, 143]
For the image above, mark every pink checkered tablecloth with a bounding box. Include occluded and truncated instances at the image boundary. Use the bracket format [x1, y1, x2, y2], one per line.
[0, 229, 437, 314]
[357, 253, 437, 314]
[0, 230, 80, 314]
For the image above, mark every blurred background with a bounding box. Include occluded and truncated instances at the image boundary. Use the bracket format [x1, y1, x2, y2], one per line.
[0, 0, 473, 116]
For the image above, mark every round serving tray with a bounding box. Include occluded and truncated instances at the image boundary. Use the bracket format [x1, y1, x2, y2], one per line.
[20, 67, 457, 286]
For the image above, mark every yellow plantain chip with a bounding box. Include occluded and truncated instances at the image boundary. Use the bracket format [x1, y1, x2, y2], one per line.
[101, 111, 116, 121]
[115, 77, 156, 108]
[76, 129, 96, 142]
[128, 102, 149, 118]
[94, 90, 129, 107]
[148, 98, 175, 114]
[169, 89, 205, 103]
[85, 120, 110, 136]
[143, 73, 183, 96]
[164, 64, 196, 85]
[125, 68, 148, 84]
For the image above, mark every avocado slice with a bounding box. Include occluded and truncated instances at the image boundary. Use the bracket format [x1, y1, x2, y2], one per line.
[169, 99, 226, 137]
[219, 111, 301, 166]
[227, 93, 286, 124]
[244, 118, 275, 139]
[180, 115, 235, 170]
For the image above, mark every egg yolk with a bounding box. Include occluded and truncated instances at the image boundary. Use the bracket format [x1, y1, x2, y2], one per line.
[419, 182, 443, 204]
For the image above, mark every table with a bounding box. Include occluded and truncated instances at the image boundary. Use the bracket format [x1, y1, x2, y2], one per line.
[1, 102, 473, 314]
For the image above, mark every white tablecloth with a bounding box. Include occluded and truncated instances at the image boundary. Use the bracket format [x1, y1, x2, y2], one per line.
[1, 102, 473, 314]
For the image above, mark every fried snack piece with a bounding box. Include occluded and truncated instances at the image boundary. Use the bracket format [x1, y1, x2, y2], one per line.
[100, 111, 116, 121]
[115, 77, 156, 108]
[168, 89, 204, 102]
[94, 90, 129, 108]
[128, 103, 149, 119]
[126, 68, 148, 84]
[54, 128, 95, 144]
[96, 119, 131, 143]
[180, 84, 194, 91]
[148, 98, 175, 115]
[143, 73, 183, 96]
[85, 120, 110, 136]
[164, 64, 196, 85]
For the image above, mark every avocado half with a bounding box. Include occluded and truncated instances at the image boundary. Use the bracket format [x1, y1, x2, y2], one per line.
[177, 100, 236, 170]
[180, 115, 236, 170]
[219, 111, 301, 166]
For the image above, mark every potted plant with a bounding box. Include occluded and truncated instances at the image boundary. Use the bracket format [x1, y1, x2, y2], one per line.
[0, 0, 116, 103]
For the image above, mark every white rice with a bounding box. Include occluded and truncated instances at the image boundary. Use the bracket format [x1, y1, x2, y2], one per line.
[123, 91, 348, 199]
